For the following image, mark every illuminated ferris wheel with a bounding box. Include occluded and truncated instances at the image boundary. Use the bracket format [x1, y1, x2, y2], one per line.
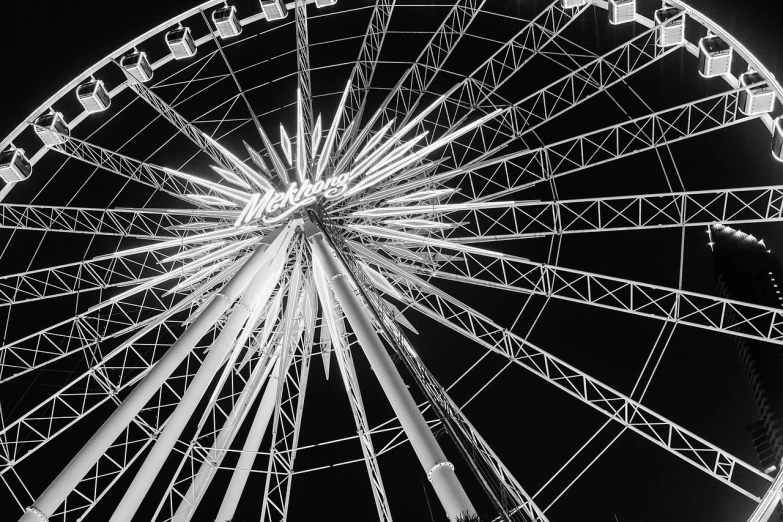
[2, 0, 783, 521]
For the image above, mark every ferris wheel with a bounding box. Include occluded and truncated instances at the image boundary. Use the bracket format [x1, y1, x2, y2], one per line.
[2, 0, 783, 521]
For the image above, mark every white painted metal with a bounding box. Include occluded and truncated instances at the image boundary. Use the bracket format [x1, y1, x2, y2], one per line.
[310, 233, 475, 520]
[106, 226, 293, 522]
[16, 223, 295, 522]
[214, 354, 282, 522]
[5, 0, 783, 520]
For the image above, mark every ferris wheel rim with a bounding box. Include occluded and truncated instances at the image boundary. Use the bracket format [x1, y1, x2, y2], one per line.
[1, 0, 782, 175]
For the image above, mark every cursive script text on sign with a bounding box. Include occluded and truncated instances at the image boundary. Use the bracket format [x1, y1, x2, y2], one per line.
[235, 173, 350, 226]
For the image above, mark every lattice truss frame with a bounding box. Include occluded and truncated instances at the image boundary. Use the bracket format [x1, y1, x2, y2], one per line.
[1, 0, 783, 521]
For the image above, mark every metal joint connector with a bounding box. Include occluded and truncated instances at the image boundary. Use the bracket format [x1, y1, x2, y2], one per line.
[427, 461, 455, 482]
[25, 506, 48, 522]
[236, 302, 253, 315]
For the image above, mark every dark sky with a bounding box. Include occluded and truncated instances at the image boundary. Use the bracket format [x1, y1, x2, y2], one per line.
[2, 1, 783, 522]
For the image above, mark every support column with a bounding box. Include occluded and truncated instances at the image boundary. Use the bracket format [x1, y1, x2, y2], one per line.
[17, 223, 297, 522]
[310, 234, 475, 520]
[171, 349, 280, 522]
[215, 353, 282, 522]
[107, 227, 296, 522]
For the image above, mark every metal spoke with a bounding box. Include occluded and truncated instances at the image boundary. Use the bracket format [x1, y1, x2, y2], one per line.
[0, 205, 233, 239]
[353, 231, 783, 346]
[117, 63, 259, 187]
[313, 264, 393, 521]
[361, 0, 485, 136]
[42, 132, 240, 207]
[359, 252, 770, 500]
[335, 0, 395, 147]
[348, 184, 783, 243]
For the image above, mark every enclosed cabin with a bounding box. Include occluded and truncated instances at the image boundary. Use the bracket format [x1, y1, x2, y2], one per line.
[166, 26, 197, 60]
[76, 78, 111, 113]
[0, 147, 32, 184]
[654, 7, 684, 48]
[261, 0, 287, 21]
[120, 51, 153, 82]
[315, 0, 337, 7]
[698, 36, 732, 78]
[773, 117, 783, 163]
[609, 0, 635, 25]
[560, 0, 588, 8]
[739, 70, 776, 115]
[34, 111, 69, 146]
[213, 5, 242, 39]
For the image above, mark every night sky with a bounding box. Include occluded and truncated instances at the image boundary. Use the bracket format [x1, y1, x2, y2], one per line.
[2, 1, 783, 522]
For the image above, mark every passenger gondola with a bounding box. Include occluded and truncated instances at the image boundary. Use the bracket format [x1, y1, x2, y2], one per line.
[166, 26, 197, 60]
[261, 0, 287, 21]
[34, 111, 70, 146]
[0, 147, 32, 184]
[738, 70, 776, 115]
[76, 78, 111, 113]
[698, 36, 732, 78]
[609, 0, 635, 25]
[654, 7, 684, 48]
[121, 50, 154, 82]
[213, 5, 242, 38]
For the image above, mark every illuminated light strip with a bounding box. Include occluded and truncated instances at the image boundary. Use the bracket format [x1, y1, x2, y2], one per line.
[358, 260, 403, 300]
[244, 141, 272, 177]
[190, 195, 240, 207]
[165, 221, 226, 232]
[336, 119, 356, 154]
[348, 132, 430, 185]
[351, 132, 427, 180]
[202, 133, 275, 192]
[366, 133, 429, 175]
[316, 82, 351, 180]
[338, 120, 404, 179]
[381, 219, 458, 229]
[160, 241, 228, 264]
[280, 124, 294, 166]
[385, 188, 458, 204]
[94, 226, 257, 260]
[343, 146, 429, 197]
[342, 109, 503, 200]
[352, 200, 519, 218]
[255, 123, 290, 185]
[162, 167, 250, 204]
[162, 237, 258, 293]
[312, 115, 323, 157]
[348, 224, 524, 260]
[209, 165, 252, 190]
[355, 119, 396, 163]
[337, 160, 451, 209]
[165, 258, 233, 296]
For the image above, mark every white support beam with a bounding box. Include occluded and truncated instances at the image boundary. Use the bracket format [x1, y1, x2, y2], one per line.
[311, 233, 476, 521]
[0, 204, 233, 239]
[358, 252, 771, 501]
[16, 223, 296, 522]
[313, 263, 394, 522]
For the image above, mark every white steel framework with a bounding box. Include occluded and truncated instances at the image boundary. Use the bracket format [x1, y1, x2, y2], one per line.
[2, 1, 783, 522]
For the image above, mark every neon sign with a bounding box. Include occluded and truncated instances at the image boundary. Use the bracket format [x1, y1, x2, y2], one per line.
[234, 173, 350, 226]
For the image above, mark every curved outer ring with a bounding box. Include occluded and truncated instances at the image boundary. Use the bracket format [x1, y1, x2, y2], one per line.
[0, 0, 780, 178]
